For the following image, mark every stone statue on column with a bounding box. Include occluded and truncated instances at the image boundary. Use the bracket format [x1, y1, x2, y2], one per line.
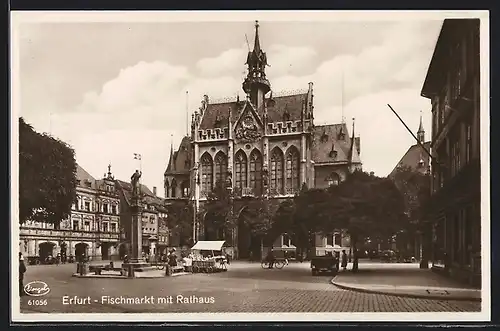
[131, 170, 142, 199]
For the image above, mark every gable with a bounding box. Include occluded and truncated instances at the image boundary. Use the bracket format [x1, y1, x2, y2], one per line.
[234, 102, 263, 143]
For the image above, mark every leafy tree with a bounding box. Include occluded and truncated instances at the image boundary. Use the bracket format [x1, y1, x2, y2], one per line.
[289, 171, 406, 270]
[328, 171, 406, 270]
[165, 201, 194, 246]
[202, 181, 236, 240]
[391, 165, 432, 265]
[391, 165, 431, 227]
[19, 117, 77, 227]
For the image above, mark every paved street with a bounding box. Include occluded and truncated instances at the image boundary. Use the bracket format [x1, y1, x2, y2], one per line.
[18, 261, 481, 314]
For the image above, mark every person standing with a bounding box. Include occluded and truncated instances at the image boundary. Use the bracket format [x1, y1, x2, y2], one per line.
[341, 250, 348, 271]
[266, 249, 275, 269]
[19, 253, 27, 297]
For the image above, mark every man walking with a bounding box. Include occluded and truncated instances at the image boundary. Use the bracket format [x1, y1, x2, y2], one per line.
[19, 253, 27, 297]
[341, 250, 348, 271]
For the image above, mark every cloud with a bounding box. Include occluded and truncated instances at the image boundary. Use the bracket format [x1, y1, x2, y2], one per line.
[21, 20, 440, 197]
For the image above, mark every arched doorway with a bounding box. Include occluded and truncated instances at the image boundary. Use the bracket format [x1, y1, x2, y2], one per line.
[75, 243, 88, 259]
[236, 206, 253, 259]
[38, 242, 56, 261]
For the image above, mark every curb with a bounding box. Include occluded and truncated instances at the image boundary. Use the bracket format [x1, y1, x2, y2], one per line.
[330, 277, 481, 302]
[72, 272, 191, 279]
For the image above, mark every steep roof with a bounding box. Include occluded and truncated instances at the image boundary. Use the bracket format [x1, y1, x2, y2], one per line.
[311, 123, 361, 165]
[76, 164, 97, 189]
[389, 141, 431, 177]
[165, 136, 192, 175]
[266, 93, 307, 123]
[198, 93, 307, 130]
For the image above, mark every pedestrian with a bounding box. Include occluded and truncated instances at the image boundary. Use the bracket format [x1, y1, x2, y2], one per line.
[168, 248, 177, 267]
[19, 252, 27, 297]
[266, 249, 275, 269]
[341, 250, 348, 271]
[283, 250, 289, 265]
[335, 251, 340, 272]
[249, 250, 253, 262]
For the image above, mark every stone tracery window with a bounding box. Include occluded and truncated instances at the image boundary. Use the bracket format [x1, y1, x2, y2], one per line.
[286, 146, 300, 193]
[200, 153, 213, 194]
[270, 148, 284, 195]
[249, 149, 262, 195]
[234, 150, 247, 190]
[214, 152, 228, 188]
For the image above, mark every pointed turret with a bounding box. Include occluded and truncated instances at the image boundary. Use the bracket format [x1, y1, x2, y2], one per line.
[348, 118, 356, 164]
[243, 20, 271, 112]
[253, 20, 262, 54]
[417, 111, 425, 143]
[167, 137, 175, 172]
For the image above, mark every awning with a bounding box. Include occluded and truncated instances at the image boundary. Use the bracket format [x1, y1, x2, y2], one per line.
[191, 240, 226, 251]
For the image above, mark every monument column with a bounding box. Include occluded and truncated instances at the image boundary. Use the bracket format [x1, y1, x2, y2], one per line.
[129, 194, 143, 263]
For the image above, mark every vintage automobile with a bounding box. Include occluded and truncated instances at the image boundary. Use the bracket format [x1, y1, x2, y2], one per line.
[310, 253, 338, 275]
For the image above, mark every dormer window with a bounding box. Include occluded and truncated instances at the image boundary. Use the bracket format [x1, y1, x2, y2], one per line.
[418, 156, 425, 168]
[338, 132, 345, 140]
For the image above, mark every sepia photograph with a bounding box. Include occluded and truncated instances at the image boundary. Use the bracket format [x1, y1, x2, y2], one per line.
[11, 10, 490, 322]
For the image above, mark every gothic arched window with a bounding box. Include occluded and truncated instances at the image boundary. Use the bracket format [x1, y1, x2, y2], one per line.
[214, 152, 228, 188]
[286, 146, 300, 193]
[270, 148, 284, 195]
[181, 180, 189, 197]
[234, 150, 248, 191]
[171, 179, 177, 198]
[249, 149, 262, 195]
[165, 179, 170, 198]
[200, 153, 213, 194]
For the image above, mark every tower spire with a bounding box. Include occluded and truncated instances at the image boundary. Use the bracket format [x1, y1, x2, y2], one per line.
[254, 20, 261, 54]
[243, 21, 271, 110]
[348, 118, 356, 166]
[417, 111, 425, 143]
[168, 135, 175, 171]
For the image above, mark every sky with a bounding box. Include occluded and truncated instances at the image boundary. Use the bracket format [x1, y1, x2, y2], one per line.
[14, 12, 451, 198]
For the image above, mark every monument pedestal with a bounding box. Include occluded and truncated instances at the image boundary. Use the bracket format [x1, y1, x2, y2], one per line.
[122, 259, 152, 275]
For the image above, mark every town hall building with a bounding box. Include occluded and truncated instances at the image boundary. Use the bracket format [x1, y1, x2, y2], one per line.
[164, 21, 362, 259]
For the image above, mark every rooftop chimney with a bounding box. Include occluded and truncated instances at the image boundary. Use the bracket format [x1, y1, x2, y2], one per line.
[153, 186, 157, 196]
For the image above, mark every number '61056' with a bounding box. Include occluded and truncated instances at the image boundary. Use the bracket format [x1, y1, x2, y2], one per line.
[28, 299, 47, 306]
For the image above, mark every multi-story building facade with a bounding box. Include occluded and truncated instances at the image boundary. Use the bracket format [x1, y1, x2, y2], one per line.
[164, 21, 361, 259]
[19, 164, 121, 263]
[421, 19, 481, 286]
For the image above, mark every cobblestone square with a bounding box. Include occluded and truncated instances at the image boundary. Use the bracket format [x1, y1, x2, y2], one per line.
[19, 262, 481, 314]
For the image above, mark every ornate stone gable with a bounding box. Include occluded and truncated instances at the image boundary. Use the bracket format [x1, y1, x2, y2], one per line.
[234, 101, 263, 143]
